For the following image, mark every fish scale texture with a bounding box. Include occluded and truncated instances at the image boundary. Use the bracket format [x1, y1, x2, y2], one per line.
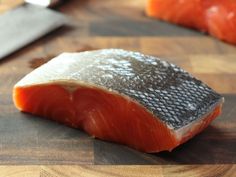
[17, 49, 223, 130]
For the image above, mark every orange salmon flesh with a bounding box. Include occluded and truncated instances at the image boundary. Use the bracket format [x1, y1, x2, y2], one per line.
[146, 0, 236, 45]
[14, 83, 222, 152]
[13, 50, 223, 153]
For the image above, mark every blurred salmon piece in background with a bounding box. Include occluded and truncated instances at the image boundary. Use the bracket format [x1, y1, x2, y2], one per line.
[146, 0, 236, 44]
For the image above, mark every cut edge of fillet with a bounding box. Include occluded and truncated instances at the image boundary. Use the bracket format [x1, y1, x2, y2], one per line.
[13, 80, 222, 153]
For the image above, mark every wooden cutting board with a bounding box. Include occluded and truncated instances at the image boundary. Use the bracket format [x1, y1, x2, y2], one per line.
[0, 0, 235, 176]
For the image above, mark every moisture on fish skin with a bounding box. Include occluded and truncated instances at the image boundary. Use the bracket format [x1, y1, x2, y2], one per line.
[18, 49, 223, 130]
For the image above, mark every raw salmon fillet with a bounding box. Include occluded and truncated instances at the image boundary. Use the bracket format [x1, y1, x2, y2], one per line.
[146, 0, 236, 44]
[13, 49, 223, 153]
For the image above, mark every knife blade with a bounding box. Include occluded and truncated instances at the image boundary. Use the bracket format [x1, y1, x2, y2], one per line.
[0, 2, 68, 60]
[25, 0, 61, 7]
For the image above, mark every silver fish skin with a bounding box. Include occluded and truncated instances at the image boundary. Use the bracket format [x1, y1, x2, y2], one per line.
[16, 49, 223, 130]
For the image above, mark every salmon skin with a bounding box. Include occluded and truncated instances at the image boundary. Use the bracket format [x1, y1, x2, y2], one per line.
[13, 49, 223, 153]
[146, 0, 236, 45]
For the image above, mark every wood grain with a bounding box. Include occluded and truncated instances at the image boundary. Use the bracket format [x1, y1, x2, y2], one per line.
[0, 0, 235, 176]
[0, 0, 23, 14]
[0, 165, 235, 177]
